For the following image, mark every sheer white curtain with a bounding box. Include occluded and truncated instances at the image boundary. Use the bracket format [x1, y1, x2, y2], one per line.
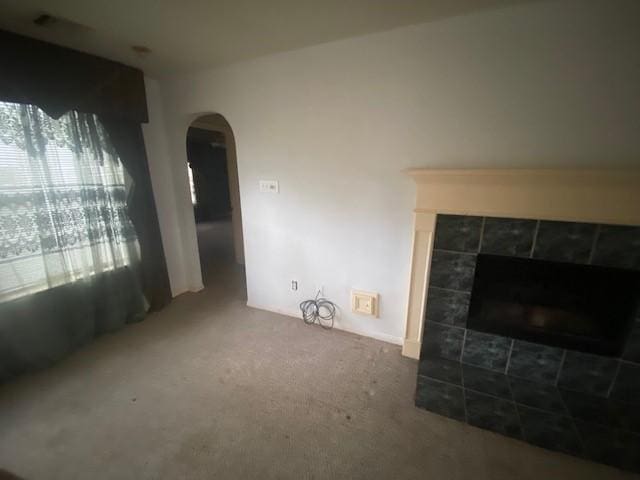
[0, 101, 140, 302]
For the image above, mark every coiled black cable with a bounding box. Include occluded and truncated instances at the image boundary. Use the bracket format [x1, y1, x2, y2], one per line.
[300, 291, 336, 329]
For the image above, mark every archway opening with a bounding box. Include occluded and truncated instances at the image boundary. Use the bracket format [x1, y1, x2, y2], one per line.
[185, 114, 244, 292]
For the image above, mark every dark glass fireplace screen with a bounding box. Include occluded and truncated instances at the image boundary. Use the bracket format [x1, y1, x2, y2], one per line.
[467, 254, 640, 356]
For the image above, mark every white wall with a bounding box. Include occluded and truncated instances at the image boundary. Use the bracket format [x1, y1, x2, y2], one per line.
[142, 77, 193, 296]
[150, 0, 640, 344]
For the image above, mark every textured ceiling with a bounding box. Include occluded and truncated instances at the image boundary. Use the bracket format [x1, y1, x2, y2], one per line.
[0, 0, 540, 75]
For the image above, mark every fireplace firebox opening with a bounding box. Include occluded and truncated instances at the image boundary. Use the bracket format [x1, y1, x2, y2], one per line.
[467, 254, 640, 356]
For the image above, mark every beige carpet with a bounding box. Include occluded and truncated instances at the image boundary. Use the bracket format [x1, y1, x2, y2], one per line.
[0, 220, 635, 479]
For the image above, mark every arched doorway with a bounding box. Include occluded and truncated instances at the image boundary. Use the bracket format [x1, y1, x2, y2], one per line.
[185, 114, 244, 288]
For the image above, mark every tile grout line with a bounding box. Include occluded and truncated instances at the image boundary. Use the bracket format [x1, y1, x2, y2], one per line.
[430, 286, 471, 295]
[620, 358, 640, 366]
[459, 329, 468, 363]
[529, 220, 540, 258]
[570, 416, 586, 457]
[477, 217, 486, 253]
[432, 248, 478, 256]
[464, 385, 554, 410]
[425, 319, 467, 331]
[556, 381, 571, 416]
[606, 360, 622, 398]
[460, 362, 469, 423]
[534, 351, 578, 438]
[554, 350, 567, 386]
[506, 377, 525, 438]
[587, 224, 601, 265]
[416, 374, 468, 422]
[500, 361, 525, 441]
[504, 339, 515, 375]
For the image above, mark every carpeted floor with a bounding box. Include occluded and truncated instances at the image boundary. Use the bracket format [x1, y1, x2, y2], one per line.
[0, 220, 635, 479]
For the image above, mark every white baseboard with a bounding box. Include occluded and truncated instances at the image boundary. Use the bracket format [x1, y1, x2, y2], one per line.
[170, 282, 205, 299]
[332, 319, 403, 346]
[246, 301, 403, 346]
[247, 302, 300, 319]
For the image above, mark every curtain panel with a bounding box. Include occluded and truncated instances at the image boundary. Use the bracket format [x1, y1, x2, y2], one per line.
[98, 117, 172, 311]
[0, 30, 170, 382]
[0, 103, 139, 301]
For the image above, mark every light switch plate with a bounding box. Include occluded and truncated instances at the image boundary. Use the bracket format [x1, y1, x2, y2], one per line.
[259, 180, 279, 193]
[351, 290, 379, 317]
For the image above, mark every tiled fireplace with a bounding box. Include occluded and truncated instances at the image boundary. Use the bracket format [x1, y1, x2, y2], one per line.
[402, 169, 640, 474]
[417, 214, 640, 472]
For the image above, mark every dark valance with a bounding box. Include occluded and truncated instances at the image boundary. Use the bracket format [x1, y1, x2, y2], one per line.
[0, 29, 148, 122]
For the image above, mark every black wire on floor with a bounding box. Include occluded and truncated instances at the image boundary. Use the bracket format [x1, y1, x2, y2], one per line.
[299, 291, 336, 329]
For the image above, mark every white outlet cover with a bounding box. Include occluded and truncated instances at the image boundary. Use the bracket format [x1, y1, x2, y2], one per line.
[259, 180, 279, 193]
[351, 290, 379, 317]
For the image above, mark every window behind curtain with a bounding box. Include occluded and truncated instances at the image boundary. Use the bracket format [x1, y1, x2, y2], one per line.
[0, 101, 140, 302]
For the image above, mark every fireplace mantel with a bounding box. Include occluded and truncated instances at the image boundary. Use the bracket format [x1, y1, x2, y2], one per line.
[402, 168, 640, 359]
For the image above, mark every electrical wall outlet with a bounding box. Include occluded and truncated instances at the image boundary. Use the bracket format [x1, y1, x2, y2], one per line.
[351, 290, 379, 317]
[291, 280, 298, 291]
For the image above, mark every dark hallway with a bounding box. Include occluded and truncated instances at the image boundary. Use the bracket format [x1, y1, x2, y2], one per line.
[195, 219, 235, 287]
[186, 126, 238, 288]
[187, 127, 232, 224]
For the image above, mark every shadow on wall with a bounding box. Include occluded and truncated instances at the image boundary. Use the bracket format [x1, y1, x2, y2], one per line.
[0, 468, 25, 479]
